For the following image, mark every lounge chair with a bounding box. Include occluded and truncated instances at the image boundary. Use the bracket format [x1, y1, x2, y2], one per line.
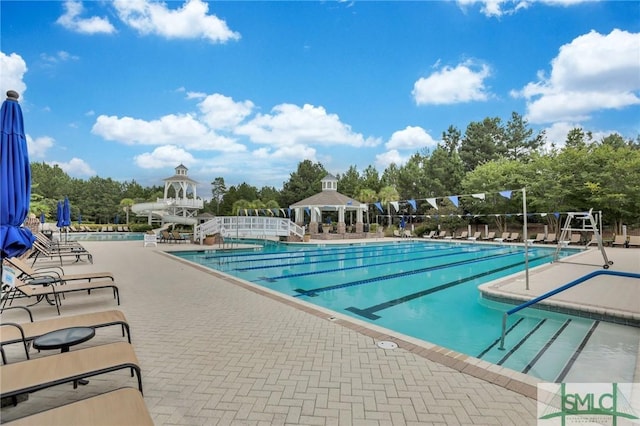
[543, 233, 557, 244]
[172, 231, 187, 243]
[611, 235, 628, 247]
[27, 240, 93, 266]
[4, 387, 153, 426]
[403, 230, 413, 238]
[566, 234, 582, 245]
[468, 231, 482, 241]
[628, 235, 640, 248]
[393, 230, 402, 238]
[532, 233, 545, 243]
[123, 226, 130, 232]
[494, 232, 510, 242]
[422, 231, 436, 239]
[433, 231, 447, 239]
[481, 232, 496, 241]
[160, 230, 174, 243]
[1, 307, 130, 363]
[0, 341, 143, 400]
[107, 226, 114, 232]
[454, 231, 468, 239]
[506, 232, 519, 242]
[2, 276, 120, 315]
[7, 257, 114, 284]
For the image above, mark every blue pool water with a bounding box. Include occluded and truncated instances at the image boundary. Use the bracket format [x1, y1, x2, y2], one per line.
[63, 232, 144, 241]
[171, 240, 639, 382]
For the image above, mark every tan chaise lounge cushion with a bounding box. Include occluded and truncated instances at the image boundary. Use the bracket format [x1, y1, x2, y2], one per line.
[0, 342, 142, 398]
[1, 309, 130, 362]
[7, 257, 114, 283]
[5, 387, 153, 426]
[5, 277, 120, 315]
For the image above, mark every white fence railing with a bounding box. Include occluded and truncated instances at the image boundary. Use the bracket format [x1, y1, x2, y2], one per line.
[195, 216, 304, 243]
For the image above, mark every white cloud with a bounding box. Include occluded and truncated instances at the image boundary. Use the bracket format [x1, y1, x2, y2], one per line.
[113, 0, 240, 43]
[56, 0, 116, 34]
[386, 126, 439, 151]
[197, 93, 254, 129]
[135, 145, 196, 169]
[413, 61, 491, 105]
[91, 113, 245, 152]
[235, 103, 380, 147]
[49, 158, 96, 177]
[0, 52, 27, 97]
[27, 135, 55, 158]
[40, 51, 79, 66]
[515, 29, 640, 124]
[457, 0, 587, 17]
[375, 149, 408, 169]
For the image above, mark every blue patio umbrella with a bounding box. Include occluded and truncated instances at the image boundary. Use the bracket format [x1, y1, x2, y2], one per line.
[0, 90, 35, 259]
[56, 201, 64, 229]
[39, 212, 45, 224]
[400, 216, 406, 230]
[62, 197, 71, 227]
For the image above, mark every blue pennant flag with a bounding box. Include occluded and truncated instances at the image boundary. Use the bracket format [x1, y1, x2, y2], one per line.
[448, 195, 459, 207]
[408, 199, 417, 211]
[499, 190, 512, 199]
[374, 202, 383, 213]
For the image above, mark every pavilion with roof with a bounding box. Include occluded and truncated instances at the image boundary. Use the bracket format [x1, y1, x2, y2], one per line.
[289, 174, 368, 236]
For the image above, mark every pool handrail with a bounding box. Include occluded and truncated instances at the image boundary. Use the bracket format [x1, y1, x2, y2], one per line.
[498, 270, 640, 350]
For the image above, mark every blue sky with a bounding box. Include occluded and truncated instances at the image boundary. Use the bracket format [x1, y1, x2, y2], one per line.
[2, 0, 639, 197]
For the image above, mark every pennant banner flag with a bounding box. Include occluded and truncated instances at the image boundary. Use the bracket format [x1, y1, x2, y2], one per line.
[472, 193, 485, 200]
[374, 202, 383, 213]
[390, 201, 399, 212]
[448, 195, 459, 207]
[408, 199, 417, 211]
[426, 198, 438, 210]
[499, 190, 512, 199]
[304, 207, 311, 216]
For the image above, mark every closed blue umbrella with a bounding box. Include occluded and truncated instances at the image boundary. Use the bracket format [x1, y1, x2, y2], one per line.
[400, 216, 406, 230]
[56, 201, 63, 228]
[40, 212, 45, 232]
[0, 90, 35, 259]
[63, 197, 71, 227]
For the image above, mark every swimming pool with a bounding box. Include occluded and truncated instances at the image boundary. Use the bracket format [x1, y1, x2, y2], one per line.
[171, 240, 639, 383]
[62, 232, 144, 241]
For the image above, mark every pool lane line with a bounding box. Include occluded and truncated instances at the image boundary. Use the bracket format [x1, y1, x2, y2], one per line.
[233, 242, 446, 269]
[292, 249, 528, 298]
[238, 244, 483, 272]
[205, 243, 459, 270]
[267, 246, 512, 282]
[202, 241, 421, 261]
[342, 253, 553, 320]
[203, 242, 427, 266]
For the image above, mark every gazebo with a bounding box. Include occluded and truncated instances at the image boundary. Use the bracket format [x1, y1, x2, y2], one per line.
[289, 174, 367, 235]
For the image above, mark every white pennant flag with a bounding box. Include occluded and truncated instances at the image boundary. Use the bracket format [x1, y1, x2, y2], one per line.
[472, 193, 485, 200]
[426, 198, 438, 210]
[390, 201, 399, 212]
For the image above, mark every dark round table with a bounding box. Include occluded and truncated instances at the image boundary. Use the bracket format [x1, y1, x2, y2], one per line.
[32, 327, 96, 387]
[33, 326, 95, 353]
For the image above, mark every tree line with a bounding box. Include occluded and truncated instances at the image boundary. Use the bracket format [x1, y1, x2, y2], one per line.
[30, 112, 640, 233]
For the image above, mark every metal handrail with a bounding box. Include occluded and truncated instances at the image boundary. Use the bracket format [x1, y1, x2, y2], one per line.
[498, 270, 640, 350]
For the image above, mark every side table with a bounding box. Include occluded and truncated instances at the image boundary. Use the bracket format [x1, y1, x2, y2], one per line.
[33, 327, 96, 387]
